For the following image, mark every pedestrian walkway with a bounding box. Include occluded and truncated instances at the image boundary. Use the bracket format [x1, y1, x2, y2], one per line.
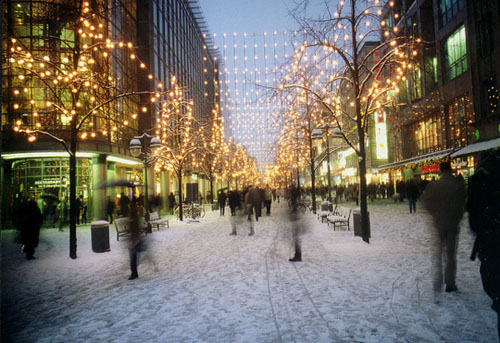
[1, 201, 497, 342]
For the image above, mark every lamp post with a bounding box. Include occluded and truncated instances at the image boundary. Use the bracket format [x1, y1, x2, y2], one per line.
[312, 125, 341, 203]
[129, 133, 162, 218]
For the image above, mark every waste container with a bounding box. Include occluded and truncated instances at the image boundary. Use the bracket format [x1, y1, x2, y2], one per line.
[353, 210, 370, 238]
[91, 220, 110, 253]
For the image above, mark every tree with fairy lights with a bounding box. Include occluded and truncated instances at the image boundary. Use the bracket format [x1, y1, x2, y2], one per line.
[155, 77, 207, 221]
[279, 0, 420, 243]
[196, 104, 229, 201]
[4, 0, 164, 258]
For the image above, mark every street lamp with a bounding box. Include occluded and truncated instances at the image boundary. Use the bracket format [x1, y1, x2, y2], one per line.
[130, 133, 162, 217]
[312, 124, 341, 203]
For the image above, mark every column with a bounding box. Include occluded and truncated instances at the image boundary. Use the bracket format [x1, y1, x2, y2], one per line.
[160, 170, 170, 214]
[92, 154, 107, 221]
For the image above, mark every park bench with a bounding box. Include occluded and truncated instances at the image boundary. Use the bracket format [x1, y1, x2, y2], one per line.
[113, 217, 147, 241]
[326, 207, 352, 231]
[317, 201, 336, 223]
[147, 211, 169, 231]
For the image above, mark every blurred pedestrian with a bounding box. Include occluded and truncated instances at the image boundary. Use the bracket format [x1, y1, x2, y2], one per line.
[467, 150, 500, 340]
[118, 192, 130, 217]
[168, 192, 176, 215]
[406, 179, 420, 213]
[127, 199, 144, 280]
[20, 199, 43, 260]
[264, 184, 273, 215]
[228, 190, 240, 216]
[57, 199, 68, 232]
[288, 185, 304, 262]
[422, 161, 466, 292]
[76, 195, 83, 224]
[106, 196, 116, 224]
[244, 186, 257, 235]
[218, 190, 227, 216]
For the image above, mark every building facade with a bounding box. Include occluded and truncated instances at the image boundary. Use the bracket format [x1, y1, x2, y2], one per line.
[379, 0, 491, 182]
[1, 0, 219, 228]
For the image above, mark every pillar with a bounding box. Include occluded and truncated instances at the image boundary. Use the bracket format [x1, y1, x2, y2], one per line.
[106, 162, 116, 198]
[92, 154, 107, 221]
[160, 170, 170, 214]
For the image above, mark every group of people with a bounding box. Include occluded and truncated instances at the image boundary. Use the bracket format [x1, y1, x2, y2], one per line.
[419, 156, 500, 339]
[217, 185, 275, 219]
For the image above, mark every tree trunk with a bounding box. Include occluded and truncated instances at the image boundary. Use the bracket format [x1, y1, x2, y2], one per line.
[209, 179, 214, 204]
[69, 128, 78, 258]
[177, 169, 183, 221]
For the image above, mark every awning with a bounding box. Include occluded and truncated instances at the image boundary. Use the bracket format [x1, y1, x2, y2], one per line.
[450, 137, 500, 158]
[378, 148, 455, 171]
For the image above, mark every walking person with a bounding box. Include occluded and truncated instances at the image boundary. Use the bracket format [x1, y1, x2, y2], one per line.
[218, 190, 227, 216]
[106, 196, 116, 224]
[118, 192, 130, 217]
[244, 186, 258, 235]
[264, 184, 273, 215]
[127, 199, 143, 280]
[20, 199, 43, 260]
[168, 192, 176, 215]
[406, 179, 420, 213]
[422, 161, 466, 293]
[76, 195, 83, 224]
[57, 199, 68, 232]
[228, 190, 240, 216]
[467, 150, 500, 340]
[288, 185, 304, 262]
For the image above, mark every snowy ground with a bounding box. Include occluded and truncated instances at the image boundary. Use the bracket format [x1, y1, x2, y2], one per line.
[1, 199, 498, 343]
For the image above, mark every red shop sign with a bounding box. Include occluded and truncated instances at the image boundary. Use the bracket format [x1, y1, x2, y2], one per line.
[420, 164, 440, 174]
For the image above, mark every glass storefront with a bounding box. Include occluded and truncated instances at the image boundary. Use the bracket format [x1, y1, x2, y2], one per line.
[12, 157, 92, 203]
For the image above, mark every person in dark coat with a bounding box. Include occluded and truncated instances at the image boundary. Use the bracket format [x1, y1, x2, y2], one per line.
[128, 199, 143, 280]
[289, 185, 303, 262]
[406, 179, 420, 213]
[228, 190, 240, 216]
[75, 195, 83, 224]
[422, 162, 466, 293]
[118, 192, 130, 217]
[218, 191, 227, 216]
[467, 150, 500, 340]
[20, 199, 43, 260]
[106, 196, 116, 224]
[168, 192, 176, 215]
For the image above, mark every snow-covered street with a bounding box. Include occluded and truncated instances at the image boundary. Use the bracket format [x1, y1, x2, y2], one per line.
[2, 200, 498, 343]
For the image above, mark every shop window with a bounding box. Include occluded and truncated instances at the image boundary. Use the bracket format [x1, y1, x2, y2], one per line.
[424, 55, 438, 92]
[411, 63, 422, 100]
[439, 0, 464, 27]
[447, 95, 471, 148]
[444, 26, 467, 81]
[481, 76, 499, 118]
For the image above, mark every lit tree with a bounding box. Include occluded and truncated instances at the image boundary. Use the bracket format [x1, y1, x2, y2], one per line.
[277, 63, 330, 213]
[4, 0, 163, 258]
[280, 0, 419, 243]
[155, 77, 206, 221]
[196, 104, 229, 200]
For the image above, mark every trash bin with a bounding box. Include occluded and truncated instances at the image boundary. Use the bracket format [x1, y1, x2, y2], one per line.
[91, 220, 110, 253]
[353, 210, 371, 238]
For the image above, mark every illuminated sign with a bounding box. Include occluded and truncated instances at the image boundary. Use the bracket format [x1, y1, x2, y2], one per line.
[375, 111, 388, 159]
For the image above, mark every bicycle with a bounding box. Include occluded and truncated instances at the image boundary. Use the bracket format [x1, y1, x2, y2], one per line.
[174, 202, 205, 220]
[287, 199, 308, 213]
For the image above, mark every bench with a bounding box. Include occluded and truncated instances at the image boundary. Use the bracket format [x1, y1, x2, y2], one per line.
[317, 202, 336, 223]
[147, 211, 169, 231]
[326, 207, 352, 231]
[114, 217, 147, 241]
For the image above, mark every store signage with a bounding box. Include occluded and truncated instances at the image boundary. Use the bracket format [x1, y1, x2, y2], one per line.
[35, 178, 62, 187]
[420, 164, 440, 174]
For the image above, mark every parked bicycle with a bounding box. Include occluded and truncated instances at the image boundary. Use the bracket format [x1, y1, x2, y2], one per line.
[174, 202, 206, 220]
[287, 198, 308, 213]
